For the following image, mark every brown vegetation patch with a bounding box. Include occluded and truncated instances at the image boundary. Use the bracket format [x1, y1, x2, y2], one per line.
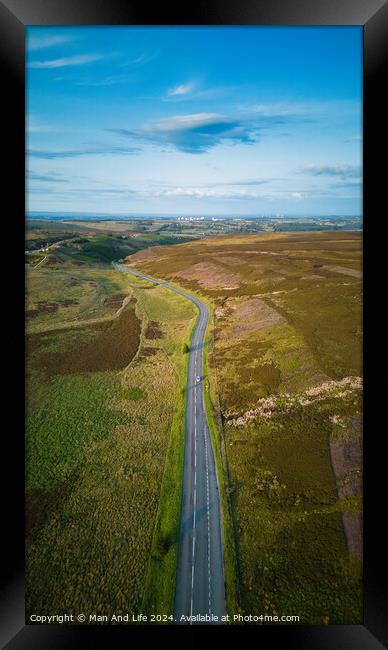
[342, 512, 362, 560]
[330, 435, 362, 499]
[29, 306, 140, 374]
[26, 479, 75, 543]
[103, 293, 127, 308]
[126, 247, 160, 263]
[60, 299, 79, 307]
[27, 301, 59, 318]
[219, 296, 286, 338]
[173, 261, 240, 289]
[145, 320, 163, 339]
[139, 347, 158, 357]
[27, 299, 79, 319]
[330, 415, 362, 560]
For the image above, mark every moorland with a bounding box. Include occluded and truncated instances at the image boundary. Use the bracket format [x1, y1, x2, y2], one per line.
[26, 218, 197, 618]
[124, 229, 363, 624]
[26, 218, 362, 624]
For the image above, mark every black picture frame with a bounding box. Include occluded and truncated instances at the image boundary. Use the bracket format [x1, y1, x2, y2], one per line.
[1, 1, 387, 647]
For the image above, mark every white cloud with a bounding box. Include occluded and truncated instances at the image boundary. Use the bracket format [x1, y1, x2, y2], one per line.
[167, 82, 195, 97]
[28, 54, 103, 69]
[28, 34, 74, 51]
[152, 186, 281, 200]
[148, 112, 222, 132]
[147, 185, 313, 202]
[303, 164, 360, 179]
[122, 52, 158, 67]
[250, 103, 307, 117]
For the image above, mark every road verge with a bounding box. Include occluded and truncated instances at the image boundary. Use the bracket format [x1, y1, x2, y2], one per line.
[202, 302, 239, 618]
[141, 294, 199, 617]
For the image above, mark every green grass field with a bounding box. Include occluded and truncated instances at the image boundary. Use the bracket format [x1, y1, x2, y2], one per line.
[26, 231, 197, 620]
[26, 266, 133, 331]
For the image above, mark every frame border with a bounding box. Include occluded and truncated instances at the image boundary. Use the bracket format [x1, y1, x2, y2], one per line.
[1, 1, 387, 647]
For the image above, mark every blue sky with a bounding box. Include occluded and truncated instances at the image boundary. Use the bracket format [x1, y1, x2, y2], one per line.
[26, 26, 362, 216]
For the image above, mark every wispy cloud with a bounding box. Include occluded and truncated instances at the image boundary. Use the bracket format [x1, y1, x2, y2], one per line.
[151, 186, 305, 201]
[28, 54, 103, 69]
[216, 178, 283, 186]
[28, 34, 74, 51]
[108, 106, 303, 153]
[167, 82, 195, 97]
[164, 82, 243, 103]
[248, 100, 358, 120]
[122, 52, 159, 67]
[28, 145, 140, 159]
[303, 164, 361, 179]
[62, 188, 137, 195]
[250, 103, 308, 117]
[27, 170, 68, 183]
[75, 74, 130, 87]
[28, 187, 56, 195]
[330, 180, 362, 190]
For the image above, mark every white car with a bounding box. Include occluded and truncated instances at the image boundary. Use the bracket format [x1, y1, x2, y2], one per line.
[196, 376, 201, 383]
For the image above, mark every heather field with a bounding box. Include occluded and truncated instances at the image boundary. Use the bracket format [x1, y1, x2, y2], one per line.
[26, 259, 196, 618]
[126, 231, 363, 624]
[26, 226, 362, 624]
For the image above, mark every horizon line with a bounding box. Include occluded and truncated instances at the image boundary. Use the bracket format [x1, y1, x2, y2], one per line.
[27, 211, 363, 220]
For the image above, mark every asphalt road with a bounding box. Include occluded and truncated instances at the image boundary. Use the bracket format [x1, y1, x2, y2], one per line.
[113, 262, 226, 624]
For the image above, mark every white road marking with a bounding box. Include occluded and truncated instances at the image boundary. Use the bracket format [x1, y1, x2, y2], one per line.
[114, 265, 223, 622]
[191, 352, 197, 623]
[204, 425, 212, 614]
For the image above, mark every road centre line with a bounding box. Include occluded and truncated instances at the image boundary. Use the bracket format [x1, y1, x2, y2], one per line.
[191, 350, 197, 620]
[113, 264, 224, 622]
[204, 426, 212, 614]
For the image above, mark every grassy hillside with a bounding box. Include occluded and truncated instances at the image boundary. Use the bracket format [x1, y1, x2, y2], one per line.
[126, 231, 363, 624]
[26, 221, 197, 620]
[25, 216, 197, 283]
